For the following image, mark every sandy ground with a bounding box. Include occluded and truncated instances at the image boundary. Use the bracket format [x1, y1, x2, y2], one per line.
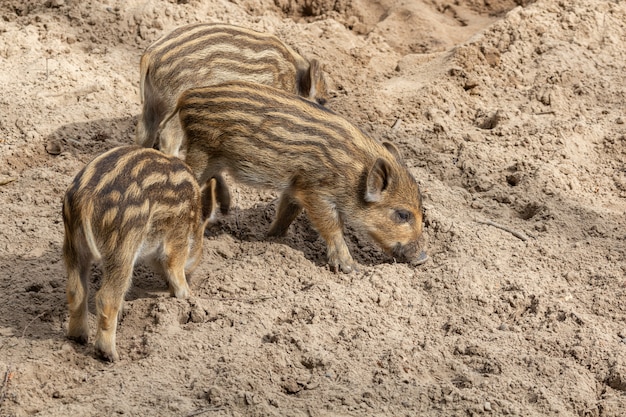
[1, 0, 625, 415]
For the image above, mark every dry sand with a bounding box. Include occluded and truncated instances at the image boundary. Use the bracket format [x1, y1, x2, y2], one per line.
[1, 0, 625, 415]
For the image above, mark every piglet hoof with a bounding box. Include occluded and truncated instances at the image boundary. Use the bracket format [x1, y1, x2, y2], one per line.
[329, 258, 358, 274]
[173, 287, 191, 299]
[95, 345, 119, 362]
[67, 332, 88, 345]
[267, 224, 288, 238]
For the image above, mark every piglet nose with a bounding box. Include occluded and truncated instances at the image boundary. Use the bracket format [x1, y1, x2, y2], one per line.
[392, 242, 427, 265]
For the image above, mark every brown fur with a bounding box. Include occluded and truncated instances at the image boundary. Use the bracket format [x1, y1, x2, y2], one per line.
[62, 146, 211, 361]
[135, 22, 329, 156]
[165, 81, 425, 273]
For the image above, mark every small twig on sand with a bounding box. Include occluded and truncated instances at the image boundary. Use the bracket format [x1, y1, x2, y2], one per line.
[0, 366, 12, 405]
[234, 189, 241, 239]
[475, 219, 529, 241]
[186, 406, 225, 417]
[201, 295, 276, 303]
[0, 177, 16, 186]
[21, 311, 48, 338]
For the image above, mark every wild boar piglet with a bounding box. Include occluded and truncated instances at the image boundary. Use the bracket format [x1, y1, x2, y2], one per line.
[136, 22, 329, 157]
[165, 81, 426, 273]
[62, 146, 213, 361]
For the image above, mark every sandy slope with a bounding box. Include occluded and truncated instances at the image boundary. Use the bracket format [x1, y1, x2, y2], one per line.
[1, 0, 625, 416]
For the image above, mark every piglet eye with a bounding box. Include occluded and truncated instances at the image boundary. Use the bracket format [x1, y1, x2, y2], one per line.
[393, 209, 413, 224]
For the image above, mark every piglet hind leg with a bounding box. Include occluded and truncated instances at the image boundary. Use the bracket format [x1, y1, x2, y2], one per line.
[65, 246, 92, 345]
[268, 189, 303, 237]
[136, 76, 168, 150]
[214, 174, 231, 216]
[94, 259, 134, 362]
[135, 110, 156, 149]
[201, 176, 229, 223]
[161, 240, 192, 299]
[136, 98, 166, 150]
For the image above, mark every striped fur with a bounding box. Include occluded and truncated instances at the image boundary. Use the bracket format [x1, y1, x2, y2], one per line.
[170, 81, 425, 273]
[62, 146, 212, 361]
[136, 22, 328, 156]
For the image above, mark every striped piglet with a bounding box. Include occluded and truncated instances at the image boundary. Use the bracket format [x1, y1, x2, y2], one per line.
[63, 146, 213, 361]
[162, 81, 427, 273]
[136, 22, 328, 156]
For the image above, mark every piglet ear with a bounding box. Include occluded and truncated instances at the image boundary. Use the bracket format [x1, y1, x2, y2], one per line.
[365, 158, 392, 203]
[308, 60, 319, 99]
[301, 59, 327, 105]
